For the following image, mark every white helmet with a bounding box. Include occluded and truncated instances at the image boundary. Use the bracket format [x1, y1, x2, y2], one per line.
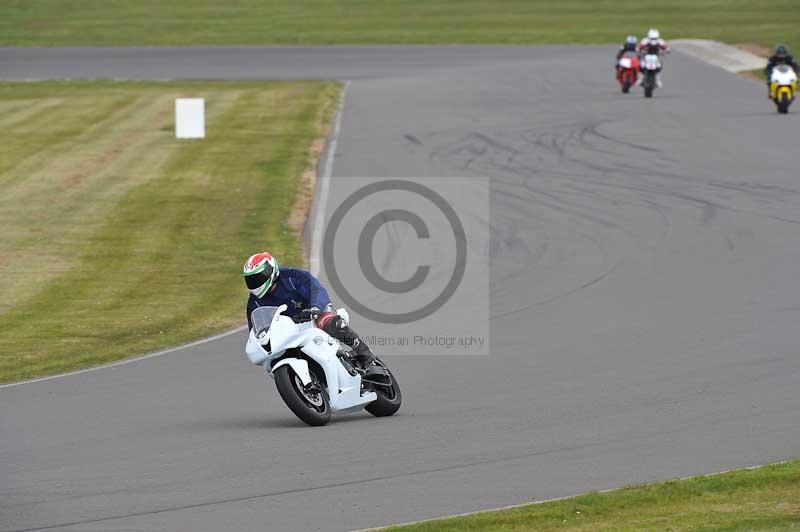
[626, 35, 637, 45]
[647, 28, 660, 40]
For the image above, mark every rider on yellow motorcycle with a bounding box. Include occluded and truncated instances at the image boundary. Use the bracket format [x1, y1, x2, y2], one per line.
[764, 44, 800, 97]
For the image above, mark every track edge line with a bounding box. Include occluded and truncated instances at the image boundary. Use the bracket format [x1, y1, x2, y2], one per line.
[0, 325, 247, 390]
[309, 79, 350, 276]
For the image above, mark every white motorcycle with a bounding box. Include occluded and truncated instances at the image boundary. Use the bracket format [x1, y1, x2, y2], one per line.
[245, 304, 402, 426]
[640, 54, 662, 98]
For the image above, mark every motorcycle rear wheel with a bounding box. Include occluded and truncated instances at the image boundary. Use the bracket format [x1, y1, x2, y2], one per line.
[274, 365, 331, 426]
[364, 359, 402, 417]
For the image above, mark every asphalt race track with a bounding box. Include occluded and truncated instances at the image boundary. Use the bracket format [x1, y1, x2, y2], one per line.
[2, 47, 799, 532]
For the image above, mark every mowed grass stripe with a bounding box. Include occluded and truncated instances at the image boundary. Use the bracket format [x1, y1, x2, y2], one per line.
[0, 81, 339, 382]
[0, 92, 185, 314]
[0, 97, 65, 131]
[0, 93, 138, 183]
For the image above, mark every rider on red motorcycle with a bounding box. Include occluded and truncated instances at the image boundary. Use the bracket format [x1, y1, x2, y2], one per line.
[616, 35, 638, 74]
[615, 35, 640, 89]
[616, 35, 638, 62]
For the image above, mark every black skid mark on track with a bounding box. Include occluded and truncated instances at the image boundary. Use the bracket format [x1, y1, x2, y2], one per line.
[403, 134, 422, 145]
[491, 261, 621, 321]
[433, 122, 800, 227]
[436, 131, 522, 173]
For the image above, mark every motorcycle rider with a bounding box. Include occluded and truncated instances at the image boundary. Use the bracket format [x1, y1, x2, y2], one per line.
[616, 35, 639, 81]
[616, 35, 638, 61]
[637, 28, 670, 87]
[243, 252, 376, 368]
[764, 44, 800, 97]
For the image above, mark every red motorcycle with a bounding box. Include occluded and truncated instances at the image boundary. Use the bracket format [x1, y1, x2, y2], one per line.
[616, 53, 640, 94]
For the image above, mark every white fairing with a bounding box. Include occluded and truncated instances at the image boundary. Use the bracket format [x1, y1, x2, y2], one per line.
[618, 57, 632, 69]
[643, 54, 661, 71]
[772, 66, 798, 84]
[272, 358, 312, 386]
[244, 304, 377, 413]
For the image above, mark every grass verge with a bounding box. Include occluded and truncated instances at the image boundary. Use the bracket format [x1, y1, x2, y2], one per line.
[0, 0, 798, 51]
[0, 80, 340, 383]
[381, 460, 800, 531]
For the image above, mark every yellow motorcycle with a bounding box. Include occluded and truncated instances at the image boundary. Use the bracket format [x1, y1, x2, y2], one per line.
[769, 65, 798, 114]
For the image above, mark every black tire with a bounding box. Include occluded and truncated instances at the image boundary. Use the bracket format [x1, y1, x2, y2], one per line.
[777, 94, 789, 114]
[622, 81, 631, 94]
[364, 360, 402, 417]
[643, 72, 655, 98]
[274, 364, 331, 426]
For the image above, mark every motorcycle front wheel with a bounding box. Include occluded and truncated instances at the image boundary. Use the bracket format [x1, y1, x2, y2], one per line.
[274, 365, 331, 426]
[777, 94, 790, 114]
[364, 359, 402, 417]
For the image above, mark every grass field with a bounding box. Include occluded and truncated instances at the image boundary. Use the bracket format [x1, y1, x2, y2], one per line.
[384, 461, 800, 531]
[1, 0, 798, 51]
[0, 80, 339, 383]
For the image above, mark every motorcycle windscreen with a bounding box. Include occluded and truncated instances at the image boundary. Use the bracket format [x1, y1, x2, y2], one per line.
[251, 306, 279, 338]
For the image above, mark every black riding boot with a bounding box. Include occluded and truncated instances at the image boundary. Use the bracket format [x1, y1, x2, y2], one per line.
[320, 315, 376, 367]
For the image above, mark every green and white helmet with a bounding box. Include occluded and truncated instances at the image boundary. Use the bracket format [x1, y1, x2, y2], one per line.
[243, 252, 280, 298]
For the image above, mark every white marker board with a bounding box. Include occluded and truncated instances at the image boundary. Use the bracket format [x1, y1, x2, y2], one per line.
[175, 98, 205, 138]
